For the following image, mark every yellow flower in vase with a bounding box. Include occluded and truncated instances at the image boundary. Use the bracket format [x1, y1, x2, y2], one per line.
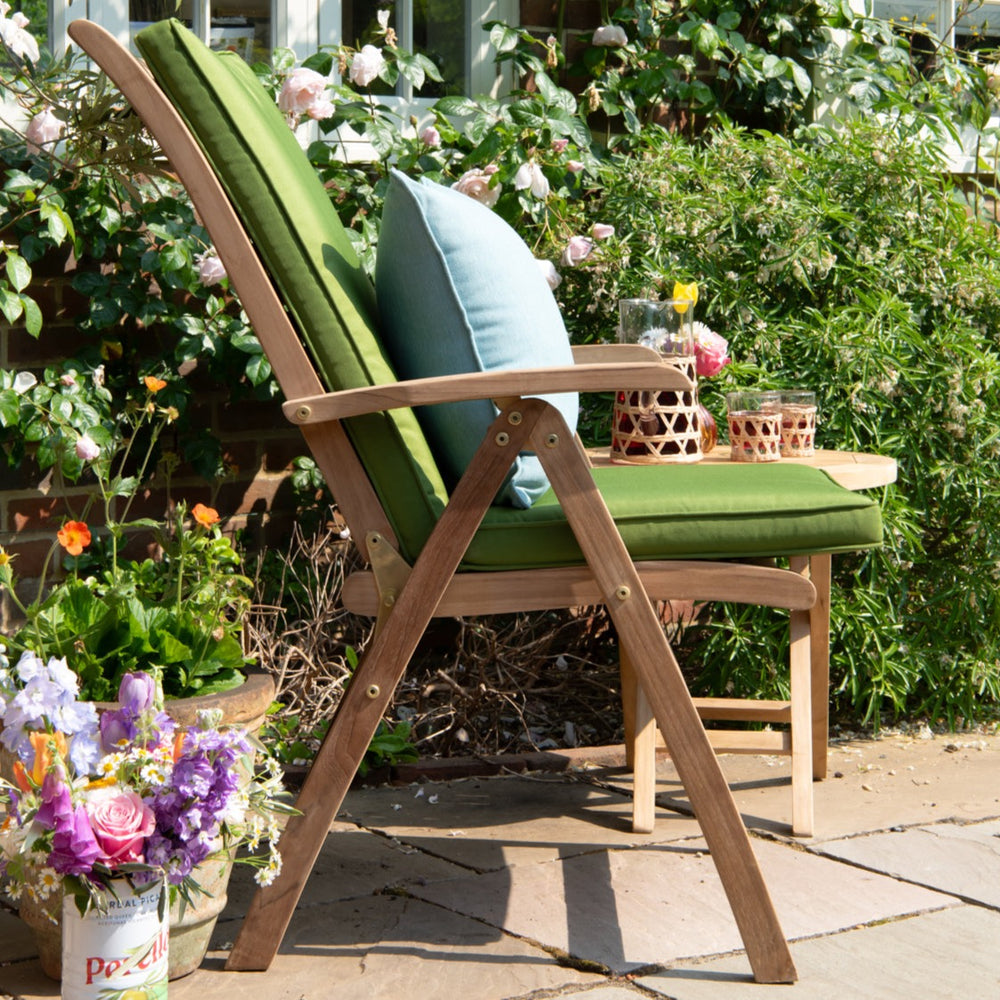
[672, 282, 698, 314]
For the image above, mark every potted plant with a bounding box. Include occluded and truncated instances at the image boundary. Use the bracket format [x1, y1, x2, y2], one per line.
[0, 653, 291, 984]
[0, 366, 264, 710]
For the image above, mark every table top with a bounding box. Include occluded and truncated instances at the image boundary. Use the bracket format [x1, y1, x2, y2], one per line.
[588, 446, 897, 492]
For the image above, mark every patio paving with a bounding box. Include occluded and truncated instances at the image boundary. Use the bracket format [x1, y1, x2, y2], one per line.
[1, 730, 998, 999]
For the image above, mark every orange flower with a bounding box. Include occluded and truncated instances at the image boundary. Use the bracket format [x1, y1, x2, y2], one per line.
[143, 375, 167, 393]
[14, 731, 69, 790]
[57, 520, 92, 556]
[191, 503, 220, 527]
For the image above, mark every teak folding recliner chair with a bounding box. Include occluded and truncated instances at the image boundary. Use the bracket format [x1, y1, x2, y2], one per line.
[69, 18, 884, 985]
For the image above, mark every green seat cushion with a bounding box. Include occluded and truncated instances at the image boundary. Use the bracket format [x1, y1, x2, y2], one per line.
[135, 19, 448, 561]
[376, 170, 578, 508]
[461, 463, 882, 570]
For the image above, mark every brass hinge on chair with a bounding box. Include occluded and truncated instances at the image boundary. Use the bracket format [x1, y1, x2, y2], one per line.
[366, 531, 413, 633]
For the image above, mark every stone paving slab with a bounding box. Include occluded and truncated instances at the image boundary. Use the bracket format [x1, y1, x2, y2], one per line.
[1, 894, 596, 1000]
[411, 835, 955, 975]
[813, 819, 1000, 907]
[637, 904, 1000, 999]
[340, 774, 702, 871]
[600, 734, 1000, 840]
[0, 906, 39, 963]
[223, 820, 465, 914]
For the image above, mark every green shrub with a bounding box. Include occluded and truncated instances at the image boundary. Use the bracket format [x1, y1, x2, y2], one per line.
[540, 122, 1000, 726]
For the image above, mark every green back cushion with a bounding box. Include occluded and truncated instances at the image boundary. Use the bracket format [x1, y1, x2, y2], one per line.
[376, 170, 578, 507]
[135, 19, 448, 560]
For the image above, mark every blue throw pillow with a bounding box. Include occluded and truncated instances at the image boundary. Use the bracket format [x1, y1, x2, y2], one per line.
[375, 169, 578, 508]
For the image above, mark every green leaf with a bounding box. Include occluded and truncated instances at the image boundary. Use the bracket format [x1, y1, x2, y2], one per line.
[20, 294, 42, 337]
[717, 10, 742, 29]
[5, 253, 31, 293]
[395, 49, 425, 91]
[0, 389, 18, 427]
[245, 353, 272, 386]
[434, 95, 479, 116]
[489, 22, 521, 54]
[0, 287, 24, 325]
[790, 61, 812, 97]
[762, 54, 786, 79]
[3, 170, 37, 193]
[695, 23, 720, 55]
[39, 201, 72, 243]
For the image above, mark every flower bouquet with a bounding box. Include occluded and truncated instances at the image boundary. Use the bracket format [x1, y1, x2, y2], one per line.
[0, 649, 291, 989]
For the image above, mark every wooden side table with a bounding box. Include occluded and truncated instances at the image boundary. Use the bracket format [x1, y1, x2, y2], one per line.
[589, 445, 897, 835]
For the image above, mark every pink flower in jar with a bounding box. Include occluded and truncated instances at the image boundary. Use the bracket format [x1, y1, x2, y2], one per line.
[692, 321, 731, 377]
[87, 789, 155, 866]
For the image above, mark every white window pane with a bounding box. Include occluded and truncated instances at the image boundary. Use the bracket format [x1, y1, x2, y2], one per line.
[344, 0, 467, 96]
[131, 1, 271, 61]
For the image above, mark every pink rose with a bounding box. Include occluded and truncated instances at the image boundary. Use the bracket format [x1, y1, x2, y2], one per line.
[420, 126, 441, 147]
[197, 251, 227, 287]
[26, 107, 63, 153]
[592, 25, 627, 47]
[451, 168, 500, 207]
[0, 9, 39, 63]
[693, 322, 731, 377]
[591, 222, 615, 240]
[514, 160, 550, 199]
[551, 138, 569, 154]
[278, 67, 333, 120]
[567, 160, 585, 173]
[560, 235, 594, 267]
[75, 434, 100, 462]
[87, 789, 155, 866]
[350, 45, 386, 88]
[535, 259, 561, 290]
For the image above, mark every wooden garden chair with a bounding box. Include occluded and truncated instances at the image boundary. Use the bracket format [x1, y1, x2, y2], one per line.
[68, 18, 884, 984]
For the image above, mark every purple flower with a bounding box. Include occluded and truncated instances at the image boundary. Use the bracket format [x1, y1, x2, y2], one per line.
[48, 804, 105, 876]
[118, 672, 156, 715]
[35, 772, 73, 830]
[100, 708, 137, 753]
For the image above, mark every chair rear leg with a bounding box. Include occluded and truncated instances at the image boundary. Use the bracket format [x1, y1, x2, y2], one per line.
[789, 603, 814, 837]
[621, 647, 657, 834]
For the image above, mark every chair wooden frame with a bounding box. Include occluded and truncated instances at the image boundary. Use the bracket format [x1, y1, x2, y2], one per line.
[69, 19, 810, 983]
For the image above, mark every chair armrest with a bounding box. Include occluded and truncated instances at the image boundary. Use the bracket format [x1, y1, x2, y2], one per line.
[283, 360, 691, 425]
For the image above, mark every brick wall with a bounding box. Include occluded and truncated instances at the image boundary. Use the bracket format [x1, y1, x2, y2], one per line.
[0, 253, 308, 632]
